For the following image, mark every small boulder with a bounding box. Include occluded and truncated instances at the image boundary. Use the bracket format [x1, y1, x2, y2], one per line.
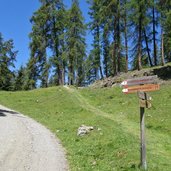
[77, 125, 94, 136]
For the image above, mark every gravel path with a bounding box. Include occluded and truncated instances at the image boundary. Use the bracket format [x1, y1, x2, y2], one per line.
[0, 105, 69, 171]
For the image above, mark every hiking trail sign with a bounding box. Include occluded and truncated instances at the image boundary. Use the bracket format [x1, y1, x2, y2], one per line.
[121, 75, 160, 170]
[121, 75, 158, 87]
[122, 84, 160, 94]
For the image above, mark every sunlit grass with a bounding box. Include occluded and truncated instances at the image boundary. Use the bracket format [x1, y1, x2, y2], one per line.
[0, 85, 170, 171]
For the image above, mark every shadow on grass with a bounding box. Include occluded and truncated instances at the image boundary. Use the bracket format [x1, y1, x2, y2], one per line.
[0, 109, 19, 117]
[153, 65, 171, 80]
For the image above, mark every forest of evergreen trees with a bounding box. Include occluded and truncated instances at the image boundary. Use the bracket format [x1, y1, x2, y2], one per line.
[0, 0, 171, 91]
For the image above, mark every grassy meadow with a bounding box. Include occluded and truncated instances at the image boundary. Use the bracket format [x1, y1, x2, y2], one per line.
[0, 85, 170, 171]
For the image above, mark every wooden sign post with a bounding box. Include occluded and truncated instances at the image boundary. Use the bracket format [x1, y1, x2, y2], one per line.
[140, 106, 147, 170]
[121, 75, 160, 170]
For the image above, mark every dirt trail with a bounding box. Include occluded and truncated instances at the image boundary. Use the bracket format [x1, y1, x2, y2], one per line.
[0, 105, 68, 171]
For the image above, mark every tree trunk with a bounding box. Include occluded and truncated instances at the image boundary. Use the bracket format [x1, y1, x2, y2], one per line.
[144, 29, 153, 67]
[57, 66, 63, 85]
[138, 5, 142, 70]
[53, 17, 63, 86]
[104, 48, 108, 77]
[153, 2, 157, 65]
[103, 30, 109, 77]
[117, 0, 121, 73]
[161, 30, 165, 66]
[97, 26, 103, 79]
[113, 42, 117, 75]
[124, 6, 128, 73]
[99, 66, 103, 79]
[63, 62, 66, 85]
[69, 56, 74, 85]
[113, 20, 118, 75]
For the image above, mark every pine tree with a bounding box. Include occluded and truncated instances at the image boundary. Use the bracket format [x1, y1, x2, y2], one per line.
[66, 0, 86, 86]
[48, 75, 56, 87]
[128, 0, 151, 70]
[0, 33, 17, 91]
[40, 59, 50, 88]
[102, 24, 111, 77]
[24, 55, 38, 90]
[29, 0, 67, 86]
[97, 0, 123, 75]
[164, 10, 171, 62]
[14, 65, 26, 91]
[84, 50, 97, 84]
[109, 0, 122, 75]
[152, 0, 158, 65]
[143, 27, 153, 66]
[48, 0, 66, 85]
[88, 0, 104, 79]
[123, 0, 129, 72]
[29, 1, 50, 88]
[158, 0, 171, 64]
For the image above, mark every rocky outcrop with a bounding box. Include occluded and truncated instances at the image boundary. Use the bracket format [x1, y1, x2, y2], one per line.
[90, 64, 171, 88]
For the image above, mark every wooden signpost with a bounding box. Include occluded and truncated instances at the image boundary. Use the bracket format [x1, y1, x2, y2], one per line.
[121, 75, 160, 170]
[122, 84, 160, 94]
[121, 75, 158, 87]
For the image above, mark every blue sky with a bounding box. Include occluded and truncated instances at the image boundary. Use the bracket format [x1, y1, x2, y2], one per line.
[0, 0, 92, 69]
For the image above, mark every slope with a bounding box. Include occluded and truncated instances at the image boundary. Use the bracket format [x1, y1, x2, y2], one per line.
[0, 85, 170, 171]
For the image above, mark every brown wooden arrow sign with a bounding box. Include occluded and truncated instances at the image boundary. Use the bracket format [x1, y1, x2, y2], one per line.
[122, 84, 160, 94]
[121, 75, 158, 87]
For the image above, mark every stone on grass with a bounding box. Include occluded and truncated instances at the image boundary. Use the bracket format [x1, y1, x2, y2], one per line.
[77, 125, 94, 136]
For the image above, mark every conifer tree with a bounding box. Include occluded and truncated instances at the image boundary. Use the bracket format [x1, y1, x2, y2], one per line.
[48, 0, 66, 85]
[123, 0, 129, 72]
[128, 0, 150, 70]
[0, 33, 17, 91]
[29, 0, 67, 86]
[102, 24, 111, 77]
[14, 65, 26, 91]
[88, 0, 104, 79]
[164, 10, 171, 62]
[24, 55, 38, 90]
[66, 0, 86, 86]
[97, 0, 123, 75]
[84, 50, 97, 84]
[159, 0, 171, 62]
[152, 0, 158, 65]
[29, 1, 50, 88]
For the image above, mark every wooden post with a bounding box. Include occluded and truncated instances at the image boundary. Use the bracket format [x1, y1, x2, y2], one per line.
[121, 76, 160, 170]
[140, 107, 147, 170]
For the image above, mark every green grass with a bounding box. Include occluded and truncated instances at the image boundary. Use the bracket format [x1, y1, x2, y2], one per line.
[0, 85, 171, 171]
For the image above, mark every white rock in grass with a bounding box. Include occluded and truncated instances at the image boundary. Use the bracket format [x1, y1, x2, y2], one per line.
[97, 128, 102, 131]
[77, 125, 94, 136]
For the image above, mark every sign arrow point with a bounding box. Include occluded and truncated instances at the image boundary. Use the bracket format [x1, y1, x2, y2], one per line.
[122, 89, 128, 93]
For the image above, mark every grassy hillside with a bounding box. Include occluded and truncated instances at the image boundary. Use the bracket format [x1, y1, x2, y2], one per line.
[0, 85, 170, 171]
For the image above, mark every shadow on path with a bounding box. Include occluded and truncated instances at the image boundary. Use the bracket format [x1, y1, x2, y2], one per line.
[0, 109, 19, 117]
